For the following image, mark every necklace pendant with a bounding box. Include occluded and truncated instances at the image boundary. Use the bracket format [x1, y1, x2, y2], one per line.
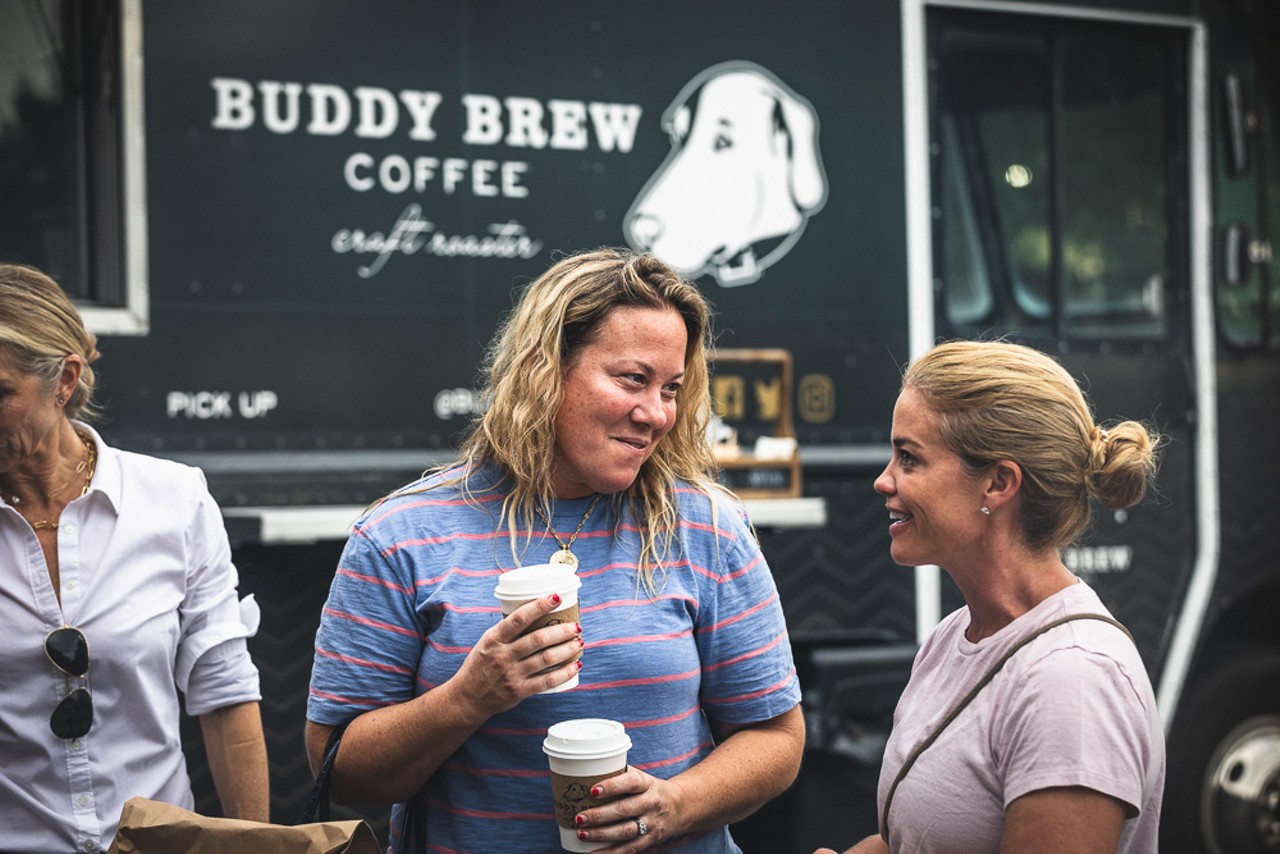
[548, 548, 578, 569]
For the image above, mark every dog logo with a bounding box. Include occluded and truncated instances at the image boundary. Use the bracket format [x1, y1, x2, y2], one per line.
[624, 61, 827, 287]
[563, 782, 593, 805]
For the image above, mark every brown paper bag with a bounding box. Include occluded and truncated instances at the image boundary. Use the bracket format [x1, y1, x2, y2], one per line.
[107, 797, 381, 854]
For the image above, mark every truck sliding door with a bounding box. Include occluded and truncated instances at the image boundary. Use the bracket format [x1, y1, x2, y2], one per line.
[925, 3, 1208, 841]
[921, 6, 1280, 852]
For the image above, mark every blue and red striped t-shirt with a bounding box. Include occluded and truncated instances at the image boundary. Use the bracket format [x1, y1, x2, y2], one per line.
[307, 465, 800, 853]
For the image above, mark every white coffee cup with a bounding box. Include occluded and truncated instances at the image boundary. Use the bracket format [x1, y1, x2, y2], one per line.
[543, 718, 633, 852]
[494, 563, 582, 693]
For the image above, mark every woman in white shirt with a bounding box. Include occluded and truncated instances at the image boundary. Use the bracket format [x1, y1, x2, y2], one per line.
[0, 263, 269, 853]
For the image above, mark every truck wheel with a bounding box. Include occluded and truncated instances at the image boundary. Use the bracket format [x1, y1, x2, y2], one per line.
[1162, 646, 1280, 854]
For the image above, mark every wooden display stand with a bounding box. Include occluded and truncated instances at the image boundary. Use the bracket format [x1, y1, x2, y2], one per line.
[709, 348, 802, 499]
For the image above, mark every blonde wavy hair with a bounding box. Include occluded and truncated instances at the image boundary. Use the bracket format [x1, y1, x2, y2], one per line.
[903, 340, 1161, 551]
[417, 248, 720, 587]
[0, 263, 101, 421]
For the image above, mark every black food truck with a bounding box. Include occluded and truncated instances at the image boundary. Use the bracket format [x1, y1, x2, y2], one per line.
[2, 1, 1278, 851]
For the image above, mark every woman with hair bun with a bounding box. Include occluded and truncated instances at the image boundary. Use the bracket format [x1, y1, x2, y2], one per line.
[820, 339, 1165, 854]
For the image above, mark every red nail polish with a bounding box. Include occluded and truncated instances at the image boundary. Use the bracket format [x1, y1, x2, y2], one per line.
[575, 622, 582, 633]
[575, 815, 586, 826]
[590, 786, 602, 798]
[578, 830, 589, 840]
[576, 660, 583, 670]
[550, 593, 561, 605]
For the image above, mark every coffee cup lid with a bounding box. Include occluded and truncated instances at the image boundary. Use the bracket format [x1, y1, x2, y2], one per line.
[494, 563, 582, 599]
[542, 718, 631, 760]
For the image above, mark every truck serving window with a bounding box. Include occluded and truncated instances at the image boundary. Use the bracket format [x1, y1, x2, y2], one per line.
[0, 0, 144, 330]
[929, 11, 1188, 339]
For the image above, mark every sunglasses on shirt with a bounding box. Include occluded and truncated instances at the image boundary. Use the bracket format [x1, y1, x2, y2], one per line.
[45, 626, 93, 739]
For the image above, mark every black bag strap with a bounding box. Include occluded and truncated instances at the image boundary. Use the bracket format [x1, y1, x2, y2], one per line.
[301, 720, 350, 824]
[399, 785, 428, 854]
[880, 613, 1133, 838]
[301, 719, 429, 853]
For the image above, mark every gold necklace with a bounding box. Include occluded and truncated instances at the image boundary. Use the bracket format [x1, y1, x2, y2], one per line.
[533, 494, 602, 570]
[8, 431, 97, 532]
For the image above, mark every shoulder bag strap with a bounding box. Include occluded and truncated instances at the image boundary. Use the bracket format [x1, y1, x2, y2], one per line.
[301, 720, 431, 851]
[400, 784, 428, 854]
[879, 613, 1132, 838]
[301, 720, 350, 824]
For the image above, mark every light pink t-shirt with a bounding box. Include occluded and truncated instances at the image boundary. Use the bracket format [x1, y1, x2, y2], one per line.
[877, 580, 1164, 853]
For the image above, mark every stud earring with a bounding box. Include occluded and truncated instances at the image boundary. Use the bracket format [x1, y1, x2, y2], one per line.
[981, 506, 991, 516]
[56, 396, 67, 406]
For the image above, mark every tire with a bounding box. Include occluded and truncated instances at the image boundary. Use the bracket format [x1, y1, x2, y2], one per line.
[1161, 644, 1280, 854]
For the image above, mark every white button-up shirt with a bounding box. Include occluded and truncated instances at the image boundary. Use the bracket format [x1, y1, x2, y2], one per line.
[0, 425, 260, 853]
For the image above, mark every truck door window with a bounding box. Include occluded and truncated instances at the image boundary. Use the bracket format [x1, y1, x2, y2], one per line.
[1059, 31, 1170, 337]
[936, 28, 1049, 327]
[930, 11, 1186, 339]
[0, 0, 123, 305]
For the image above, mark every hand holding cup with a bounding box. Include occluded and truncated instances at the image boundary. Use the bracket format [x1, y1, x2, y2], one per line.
[495, 563, 585, 693]
[454, 590, 583, 717]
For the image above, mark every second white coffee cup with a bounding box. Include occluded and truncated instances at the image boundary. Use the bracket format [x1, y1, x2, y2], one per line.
[543, 718, 633, 852]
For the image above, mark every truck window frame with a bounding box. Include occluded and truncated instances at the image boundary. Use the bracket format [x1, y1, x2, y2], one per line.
[0, 0, 148, 335]
[926, 7, 1190, 344]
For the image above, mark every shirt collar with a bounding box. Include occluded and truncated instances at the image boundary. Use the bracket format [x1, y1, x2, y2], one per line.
[74, 422, 122, 515]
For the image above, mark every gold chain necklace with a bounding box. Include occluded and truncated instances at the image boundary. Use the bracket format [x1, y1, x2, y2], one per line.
[533, 494, 602, 570]
[8, 431, 97, 532]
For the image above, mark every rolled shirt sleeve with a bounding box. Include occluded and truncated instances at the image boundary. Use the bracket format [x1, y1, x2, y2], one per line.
[173, 474, 261, 712]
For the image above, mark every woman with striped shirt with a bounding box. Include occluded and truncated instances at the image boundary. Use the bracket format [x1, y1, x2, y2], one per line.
[305, 248, 804, 852]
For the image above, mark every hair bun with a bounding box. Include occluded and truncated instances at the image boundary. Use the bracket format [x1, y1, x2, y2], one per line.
[1085, 421, 1159, 509]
